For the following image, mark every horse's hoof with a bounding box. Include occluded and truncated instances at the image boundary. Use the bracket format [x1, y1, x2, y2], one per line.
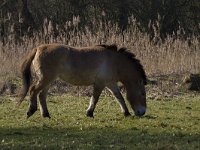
[42, 113, 51, 119]
[124, 111, 131, 117]
[27, 108, 37, 118]
[86, 111, 94, 118]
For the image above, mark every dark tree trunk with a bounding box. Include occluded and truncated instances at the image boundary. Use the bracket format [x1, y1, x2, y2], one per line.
[119, 0, 129, 31]
[21, 0, 36, 33]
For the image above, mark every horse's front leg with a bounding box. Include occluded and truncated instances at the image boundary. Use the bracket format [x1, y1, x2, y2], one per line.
[107, 84, 131, 117]
[86, 84, 104, 117]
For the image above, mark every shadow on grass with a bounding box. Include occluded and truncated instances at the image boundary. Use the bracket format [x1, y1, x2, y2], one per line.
[0, 126, 199, 150]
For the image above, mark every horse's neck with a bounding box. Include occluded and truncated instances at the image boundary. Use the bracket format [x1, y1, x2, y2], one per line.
[118, 60, 136, 83]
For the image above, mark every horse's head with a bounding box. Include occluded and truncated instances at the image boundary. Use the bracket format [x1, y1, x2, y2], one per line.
[126, 80, 146, 117]
[116, 46, 147, 117]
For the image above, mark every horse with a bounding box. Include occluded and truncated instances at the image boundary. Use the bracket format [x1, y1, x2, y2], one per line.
[17, 44, 147, 118]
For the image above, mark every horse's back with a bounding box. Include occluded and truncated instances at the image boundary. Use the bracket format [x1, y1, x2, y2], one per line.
[61, 46, 117, 85]
[32, 44, 118, 85]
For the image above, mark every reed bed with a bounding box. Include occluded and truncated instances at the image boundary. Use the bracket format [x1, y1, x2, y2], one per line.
[0, 17, 199, 80]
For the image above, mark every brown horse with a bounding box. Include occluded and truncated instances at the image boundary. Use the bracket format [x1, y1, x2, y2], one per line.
[18, 44, 147, 118]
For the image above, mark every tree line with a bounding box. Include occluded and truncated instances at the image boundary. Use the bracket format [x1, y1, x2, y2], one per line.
[0, 0, 199, 40]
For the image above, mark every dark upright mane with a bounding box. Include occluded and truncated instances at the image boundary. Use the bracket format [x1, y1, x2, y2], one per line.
[98, 44, 147, 85]
[97, 44, 118, 51]
[118, 47, 147, 85]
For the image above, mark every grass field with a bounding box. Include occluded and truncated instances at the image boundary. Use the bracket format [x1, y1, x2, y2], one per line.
[0, 93, 199, 150]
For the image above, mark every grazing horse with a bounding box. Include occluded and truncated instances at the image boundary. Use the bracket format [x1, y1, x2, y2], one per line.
[18, 44, 147, 118]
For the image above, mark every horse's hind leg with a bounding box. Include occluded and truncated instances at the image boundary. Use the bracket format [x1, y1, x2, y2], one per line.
[39, 87, 50, 118]
[27, 83, 38, 118]
[27, 79, 50, 118]
[107, 83, 131, 116]
[86, 84, 104, 117]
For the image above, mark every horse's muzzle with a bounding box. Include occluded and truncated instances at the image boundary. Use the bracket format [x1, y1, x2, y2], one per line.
[135, 106, 146, 117]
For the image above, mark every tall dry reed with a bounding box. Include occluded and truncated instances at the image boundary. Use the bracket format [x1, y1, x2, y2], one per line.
[0, 16, 199, 81]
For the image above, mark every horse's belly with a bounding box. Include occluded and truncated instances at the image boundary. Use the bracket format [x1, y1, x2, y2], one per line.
[59, 60, 115, 86]
[59, 73, 94, 85]
[58, 64, 96, 86]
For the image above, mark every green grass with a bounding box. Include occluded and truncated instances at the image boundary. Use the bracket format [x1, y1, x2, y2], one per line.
[0, 94, 199, 150]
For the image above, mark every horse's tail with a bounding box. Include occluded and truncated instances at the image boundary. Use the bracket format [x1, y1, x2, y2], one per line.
[17, 48, 37, 106]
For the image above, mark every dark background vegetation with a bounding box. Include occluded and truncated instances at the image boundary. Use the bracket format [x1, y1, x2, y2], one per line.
[1, 0, 200, 42]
